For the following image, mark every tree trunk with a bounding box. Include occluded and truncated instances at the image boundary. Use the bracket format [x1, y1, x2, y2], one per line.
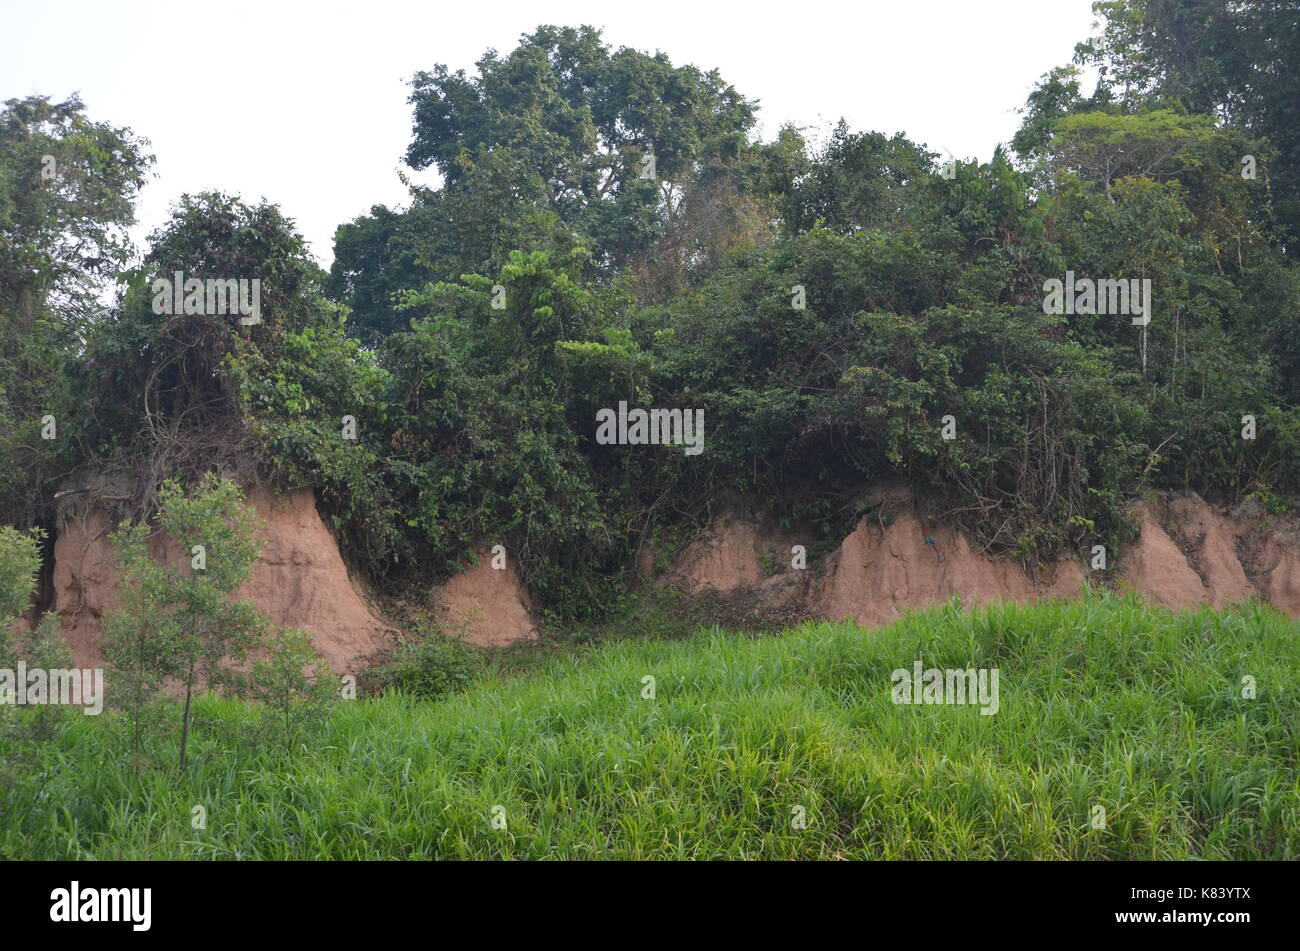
[178, 666, 195, 770]
[133, 631, 145, 760]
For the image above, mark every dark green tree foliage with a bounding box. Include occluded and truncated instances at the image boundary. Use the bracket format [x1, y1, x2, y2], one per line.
[0, 95, 151, 322]
[6, 20, 1297, 628]
[405, 23, 755, 255]
[75, 193, 384, 516]
[325, 203, 444, 345]
[0, 95, 152, 527]
[1013, 6, 1300, 494]
[1073, 0, 1300, 252]
[380, 247, 628, 615]
[331, 24, 783, 340]
[317, 22, 1299, 606]
[782, 122, 934, 236]
[644, 220, 1146, 558]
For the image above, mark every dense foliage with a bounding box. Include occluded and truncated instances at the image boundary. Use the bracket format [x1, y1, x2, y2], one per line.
[2, 4, 1296, 622]
[0, 94, 152, 529]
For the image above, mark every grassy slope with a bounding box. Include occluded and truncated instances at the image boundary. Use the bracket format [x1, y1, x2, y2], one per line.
[2, 592, 1297, 859]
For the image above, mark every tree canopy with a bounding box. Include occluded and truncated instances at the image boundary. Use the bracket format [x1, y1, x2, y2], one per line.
[4, 11, 1298, 623]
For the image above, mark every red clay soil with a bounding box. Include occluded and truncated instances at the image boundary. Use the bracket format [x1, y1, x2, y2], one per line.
[676, 488, 1300, 626]
[46, 484, 1300, 668]
[52, 486, 399, 674]
[673, 515, 767, 592]
[434, 552, 539, 647]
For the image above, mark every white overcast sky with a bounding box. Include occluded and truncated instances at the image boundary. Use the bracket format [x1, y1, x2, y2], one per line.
[1, 0, 1101, 268]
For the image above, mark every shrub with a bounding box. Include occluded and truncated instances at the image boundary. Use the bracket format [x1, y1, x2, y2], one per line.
[245, 630, 339, 749]
[369, 636, 477, 702]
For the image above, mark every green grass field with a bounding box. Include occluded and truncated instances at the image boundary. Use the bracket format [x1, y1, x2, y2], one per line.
[2, 591, 1297, 859]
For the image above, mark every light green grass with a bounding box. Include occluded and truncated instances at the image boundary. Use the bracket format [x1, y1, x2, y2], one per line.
[2, 591, 1297, 859]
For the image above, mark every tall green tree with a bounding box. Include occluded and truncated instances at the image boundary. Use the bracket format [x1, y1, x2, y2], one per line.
[1075, 0, 1300, 251]
[0, 95, 152, 528]
[332, 24, 776, 340]
[105, 475, 267, 769]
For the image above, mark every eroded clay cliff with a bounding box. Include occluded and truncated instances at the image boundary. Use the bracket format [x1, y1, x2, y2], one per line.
[435, 551, 539, 647]
[45, 482, 1300, 668]
[52, 486, 400, 673]
[673, 488, 1300, 626]
[49, 483, 541, 671]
